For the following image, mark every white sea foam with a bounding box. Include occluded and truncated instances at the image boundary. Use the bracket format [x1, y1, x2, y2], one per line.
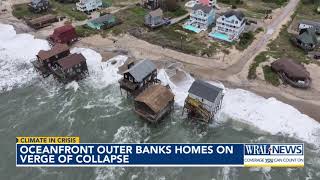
[65, 81, 80, 92]
[158, 69, 320, 147]
[71, 47, 127, 89]
[0, 23, 50, 92]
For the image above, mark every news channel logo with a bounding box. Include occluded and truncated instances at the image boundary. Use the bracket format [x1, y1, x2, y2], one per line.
[244, 144, 304, 167]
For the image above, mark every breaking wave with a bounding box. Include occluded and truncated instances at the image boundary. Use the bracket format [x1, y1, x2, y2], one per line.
[158, 68, 320, 147]
[0, 23, 50, 92]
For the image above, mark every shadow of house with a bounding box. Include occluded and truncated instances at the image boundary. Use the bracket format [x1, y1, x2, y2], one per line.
[134, 85, 174, 123]
[271, 58, 311, 89]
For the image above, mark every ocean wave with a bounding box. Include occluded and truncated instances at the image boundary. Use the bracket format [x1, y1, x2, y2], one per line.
[158, 69, 320, 147]
[71, 47, 127, 89]
[0, 23, 50, 92]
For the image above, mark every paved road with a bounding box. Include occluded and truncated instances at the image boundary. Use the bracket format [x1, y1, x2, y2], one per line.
[223, 0, 300, 77]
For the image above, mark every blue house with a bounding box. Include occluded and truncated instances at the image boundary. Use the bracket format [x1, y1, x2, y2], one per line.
[183, 3, 215, 33]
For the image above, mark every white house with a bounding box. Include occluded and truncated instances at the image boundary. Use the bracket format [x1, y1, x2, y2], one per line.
[298, 20, 320, 33]
[209, 10, 246, 42]
[183, 80, 224, 122]
[76, 0, 102, 12]
[183, 3, 215, 33]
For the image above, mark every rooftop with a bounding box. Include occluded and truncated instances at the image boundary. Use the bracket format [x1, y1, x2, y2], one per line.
[271, 58, 310, 80]
[37, 43, 70, 60]
[123, 60, 157, 82]
[192, 3, 213, 14]
[221, 10, 245, 21]
[149, 8, 163, 17]
[57, 53, 86, 70]
[188, 80, 223, 103]
[135, 85, 174, 114]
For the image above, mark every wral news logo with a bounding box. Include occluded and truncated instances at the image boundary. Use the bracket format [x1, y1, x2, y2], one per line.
[244, 144, 304, 167]
[244, 144, 304, 155]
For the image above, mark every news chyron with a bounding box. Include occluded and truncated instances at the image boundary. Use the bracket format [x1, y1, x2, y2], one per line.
[16, 137, 304, 167]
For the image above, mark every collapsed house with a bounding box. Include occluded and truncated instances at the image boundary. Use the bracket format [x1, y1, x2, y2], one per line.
[32, 43, 70, 77]
[119, 60, 160, 96]
[271, 58, 311, 89]
[29, 0, 50, 13]
[183, 80, 224, 122]
[134, 85, 174, 122]
[32, 44, 89, 83]
[26, 14, 59, 29]
[51, 53, 89, 83]
[48, 25, 78, 45]
[144, 8, 169, 28]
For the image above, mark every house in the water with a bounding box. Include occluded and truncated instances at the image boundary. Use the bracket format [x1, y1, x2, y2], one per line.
[49, 25, 78, 45]
[271, 58, 311, 89]
[51, 53, 89, 83]
[183, 3, 215, 33]
[144, 8, 167, 28]
[134, 85, 174, 123]
[87, 14, 119, 30]
[292, 28, 319, 51]
[298, 20, 320, 33]
[209, 10, 246, 42]
[119, 60, 160, 96]
[32, 43, 70, 77]
[76, 0, 102, 13]
[183, 80, 224, 122]
[29, 0, 50, 13]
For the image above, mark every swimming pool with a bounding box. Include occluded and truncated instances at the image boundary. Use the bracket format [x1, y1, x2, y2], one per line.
[183, 25, 201, 33]
[209, 31, 232, 42]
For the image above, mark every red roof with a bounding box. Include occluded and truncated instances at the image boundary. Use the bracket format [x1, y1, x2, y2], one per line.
[53, 25, 75, 35]
[57, 53, 86, 70]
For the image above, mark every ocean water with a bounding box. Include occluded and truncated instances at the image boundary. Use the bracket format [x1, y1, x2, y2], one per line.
[0, 24, 320, 180]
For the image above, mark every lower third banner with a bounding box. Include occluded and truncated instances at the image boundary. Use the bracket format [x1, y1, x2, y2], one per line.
[16, 143, 304, 167]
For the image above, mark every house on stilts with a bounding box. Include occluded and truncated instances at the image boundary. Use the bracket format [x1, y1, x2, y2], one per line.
[119, 60, 160, 97]
[134, 85, 174, 123]
[51, 53, 89, 83]
[183, 80, 224, 123]
[32, 43, 70, 78]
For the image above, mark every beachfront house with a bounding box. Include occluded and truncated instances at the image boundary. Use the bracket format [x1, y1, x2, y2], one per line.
[87, 14, 118, 30]
[292, 28, 319, 51]
[49, 25, 78, 45]
[209, 10, 246, 42]
[76, 0, 102, 12]
[52, 53, 89, 83]
[144, 8, 166, 28]
[298, 20, 320, 33]
[183, 3, 215, 33]
[134, 85, 174, 123]
[119, 60, 159, 96]
[29, 0, 50, 13]
[183, 80, 224, 122]
[32, 43, 70, 77]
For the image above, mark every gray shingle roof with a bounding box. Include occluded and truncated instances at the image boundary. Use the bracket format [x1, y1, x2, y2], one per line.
[188, 80, 223, 103]
[299, 20, 320, 29]
[192, 3, 213, 14]
[123, 60, 156, 82]
[298, 28, 318, 45]
[222, 10, 245, 21]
